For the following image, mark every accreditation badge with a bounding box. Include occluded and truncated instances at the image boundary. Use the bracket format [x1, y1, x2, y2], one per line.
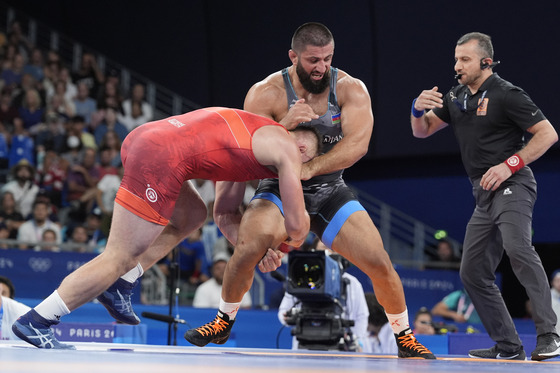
[477, 98, 489, 116]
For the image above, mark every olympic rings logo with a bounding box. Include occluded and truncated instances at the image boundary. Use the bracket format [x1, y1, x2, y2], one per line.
[28, 257, 53, 272]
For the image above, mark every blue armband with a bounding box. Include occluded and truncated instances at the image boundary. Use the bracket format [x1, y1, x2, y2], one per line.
[411, 98, 424, 118]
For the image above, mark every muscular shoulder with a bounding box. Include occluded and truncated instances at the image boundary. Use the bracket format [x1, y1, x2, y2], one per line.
[244, 71, 287, 120]
[335, 69, 371, 106]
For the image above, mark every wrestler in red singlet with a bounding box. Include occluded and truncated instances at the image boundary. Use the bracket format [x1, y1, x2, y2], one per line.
[116, 107, 283, 225]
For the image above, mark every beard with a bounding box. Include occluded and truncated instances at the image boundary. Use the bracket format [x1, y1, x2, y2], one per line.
[296, 62, 330, 94]
[461, 70, 484, 87]
[16, 174, 31, 184]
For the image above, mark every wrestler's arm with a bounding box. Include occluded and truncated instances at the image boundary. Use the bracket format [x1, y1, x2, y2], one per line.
[215, 180, 286, 273]
[301, 76, 373, 180]
[213, 181, 247, 245]
[244, 77, 283, 120]
[244, 75, 318, 128]
[252, 126, 310, 247]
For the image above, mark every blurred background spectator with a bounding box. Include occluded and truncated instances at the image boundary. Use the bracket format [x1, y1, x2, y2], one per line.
[431, 288, 481, 325]
[550, 270, 560, 335]
[0, 275, 32, 340]
[364, 292, 396, 354]
[412, 307, 436, 335]
[192, 253, 251, 309]
[1, 159, 39, 218]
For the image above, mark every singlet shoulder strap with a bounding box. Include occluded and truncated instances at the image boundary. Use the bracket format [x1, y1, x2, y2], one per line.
[329, 67, 338, 107]
[281, 68, 297, 107]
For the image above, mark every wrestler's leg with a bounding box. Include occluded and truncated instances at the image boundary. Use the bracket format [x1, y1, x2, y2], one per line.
[57, 204, 164, 311]
[63, 180, 206, 310]
[222, 199, 287, 303]
[184, 198, 286, 347]
[138, 180, 208, 271]
[96, 181, 207, 325]
[330, 210, 405, 314]
[12, 204, 166, 349]
[329, 210, 435, 358]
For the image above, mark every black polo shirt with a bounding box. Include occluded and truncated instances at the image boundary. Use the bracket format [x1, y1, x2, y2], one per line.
[432, 74, 546, 179]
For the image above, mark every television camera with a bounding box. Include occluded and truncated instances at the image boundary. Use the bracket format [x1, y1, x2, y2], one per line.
[283, 249, 357, 351]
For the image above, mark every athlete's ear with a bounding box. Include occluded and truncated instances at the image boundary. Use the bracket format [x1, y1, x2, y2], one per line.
[288, 49, 298, 65]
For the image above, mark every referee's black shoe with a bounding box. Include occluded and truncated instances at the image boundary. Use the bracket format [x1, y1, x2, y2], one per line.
[531, 332, 560, 361]
[469, 344, 526, 360]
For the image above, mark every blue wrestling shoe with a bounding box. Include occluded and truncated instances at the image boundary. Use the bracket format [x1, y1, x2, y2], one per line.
[12, 310, 76, 349]
[96, 278, 140, 325]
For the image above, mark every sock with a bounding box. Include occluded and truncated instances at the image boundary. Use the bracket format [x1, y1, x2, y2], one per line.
[219, 297, 241, 320]
[121, 263, 144, 283]
[34, 290, 71, 322]
[386, 308, 410, 334]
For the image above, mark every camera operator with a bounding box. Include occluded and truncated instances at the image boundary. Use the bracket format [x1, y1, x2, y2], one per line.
[277, 240, 371, 352]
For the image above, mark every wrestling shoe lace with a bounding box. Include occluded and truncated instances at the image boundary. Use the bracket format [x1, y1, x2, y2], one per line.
[96, 278, 140, 325]
[184, 311, 234, 347]
[395, 328, 436, 359]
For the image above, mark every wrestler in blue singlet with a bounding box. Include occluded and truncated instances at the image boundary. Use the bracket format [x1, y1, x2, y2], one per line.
[253, 67, 365, 248]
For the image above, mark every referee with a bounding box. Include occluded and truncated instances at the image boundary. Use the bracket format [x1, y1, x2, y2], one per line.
[410, 32, 559, 361]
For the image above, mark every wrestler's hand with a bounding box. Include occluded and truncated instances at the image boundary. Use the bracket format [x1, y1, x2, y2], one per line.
[415, 86, 443, 111]
[480, 163, 511, 191]
[300, 162, 314, 181]
[280, 99, 319, 130]
[258, 248, 285, 273]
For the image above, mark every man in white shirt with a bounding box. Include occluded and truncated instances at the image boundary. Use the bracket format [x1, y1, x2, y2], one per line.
[0, 276, 31, 340]
[17, 200, 61, 250]
[193, 254, 252, 309]
[1, 159, 39, 218]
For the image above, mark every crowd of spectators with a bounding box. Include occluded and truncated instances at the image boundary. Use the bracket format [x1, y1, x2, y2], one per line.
[0, 20, 159, 255]
[0, 21, 270, 308]
[0, 20, 259, 305]
[0, 20, 255, 306]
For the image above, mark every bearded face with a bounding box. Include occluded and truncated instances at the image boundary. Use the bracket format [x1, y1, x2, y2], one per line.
[296, 61, 330, 94]
[15, 166, 32, 183]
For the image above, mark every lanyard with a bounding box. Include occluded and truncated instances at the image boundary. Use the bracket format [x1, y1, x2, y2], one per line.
[463, 90, 487, 112]
[0, 302, 3, 339]
[457, 293, 475, 320]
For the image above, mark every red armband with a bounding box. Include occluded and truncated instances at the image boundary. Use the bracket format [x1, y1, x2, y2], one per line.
[504, 154, 525, 174]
